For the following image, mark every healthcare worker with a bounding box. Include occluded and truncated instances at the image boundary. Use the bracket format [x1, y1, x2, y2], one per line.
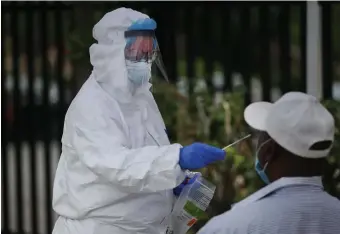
[197, 92, 340, 234]
[52, 7, 225, 234]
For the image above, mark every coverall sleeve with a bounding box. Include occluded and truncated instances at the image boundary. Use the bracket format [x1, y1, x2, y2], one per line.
[72, 115, 185, 193]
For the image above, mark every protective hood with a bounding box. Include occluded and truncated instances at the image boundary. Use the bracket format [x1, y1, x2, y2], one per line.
[89, 7, 152, 103]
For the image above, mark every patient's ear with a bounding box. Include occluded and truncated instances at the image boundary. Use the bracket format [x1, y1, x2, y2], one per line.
[260, 139, 276, 162]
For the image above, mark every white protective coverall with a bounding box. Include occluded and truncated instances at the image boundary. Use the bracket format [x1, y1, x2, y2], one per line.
[52, 8, 186, 234]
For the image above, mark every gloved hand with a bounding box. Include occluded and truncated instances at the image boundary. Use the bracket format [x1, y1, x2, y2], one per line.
[173, 173, 200, 197]
[179, 143, 226, 170]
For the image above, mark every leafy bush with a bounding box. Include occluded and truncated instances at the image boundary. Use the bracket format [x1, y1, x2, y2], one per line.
[322, 100, 340, 198]
[153, 82, 340, 233]
[153, 83, 261, 232]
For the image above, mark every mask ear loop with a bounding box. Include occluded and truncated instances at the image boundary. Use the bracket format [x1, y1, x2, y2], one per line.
[257, 138, 272, 170]
[262, 161, 269, 171]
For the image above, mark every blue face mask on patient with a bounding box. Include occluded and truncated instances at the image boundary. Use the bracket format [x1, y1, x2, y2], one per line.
[254, 139, 271, 184]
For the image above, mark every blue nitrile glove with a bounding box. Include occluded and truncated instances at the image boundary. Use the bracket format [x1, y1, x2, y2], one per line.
[173, 173, 200, 196]
[179, 143, 226, 170]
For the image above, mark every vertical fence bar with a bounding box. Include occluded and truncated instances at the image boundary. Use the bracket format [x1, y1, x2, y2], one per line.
[259, 5, 271, 101]
[153, 3, 177, 84]
[40, 4, 53, 233]
[26, 5, 38, 233]
[221, 4, 231, 91]
[300, 2, 307, 92]
[279, 4, 291, 94]
[185, 5, 195, 96]
[168, 6, 178, 84]
[240, 5, 251, 105]
[321, 2, 332, 99]
[12, 3, 24, 232]
[166, 5, 178, 84]
[1, 10, 9, 233]
[69, 9, 78, 96]
[306, 1, 322, 98]
[278, 3, 292, 94]
[55, 7, 65, 142]
[202, 4, 214, 94]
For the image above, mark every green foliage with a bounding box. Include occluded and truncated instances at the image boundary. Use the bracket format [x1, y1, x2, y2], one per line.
[153, 82, 340, 233]
[322, 100, 340, 198]
[153, 83, 262, 233]
[67, 16, 97, 62]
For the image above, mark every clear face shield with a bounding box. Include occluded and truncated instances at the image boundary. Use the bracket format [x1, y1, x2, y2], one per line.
[124, 29, 169, 86]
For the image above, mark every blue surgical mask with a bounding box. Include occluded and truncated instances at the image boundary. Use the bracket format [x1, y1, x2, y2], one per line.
[126, 61, 151, 86]
[254, 139, 271, 184]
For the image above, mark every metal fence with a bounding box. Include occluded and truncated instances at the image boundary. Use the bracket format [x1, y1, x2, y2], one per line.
[1, 2, 337, 234]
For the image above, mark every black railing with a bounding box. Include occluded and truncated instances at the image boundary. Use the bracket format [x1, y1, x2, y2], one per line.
[1, 2, 338, 234]
[2, 2, 72, 234]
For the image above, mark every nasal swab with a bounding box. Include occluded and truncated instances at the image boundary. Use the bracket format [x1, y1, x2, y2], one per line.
[222, 134, 251, 151]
